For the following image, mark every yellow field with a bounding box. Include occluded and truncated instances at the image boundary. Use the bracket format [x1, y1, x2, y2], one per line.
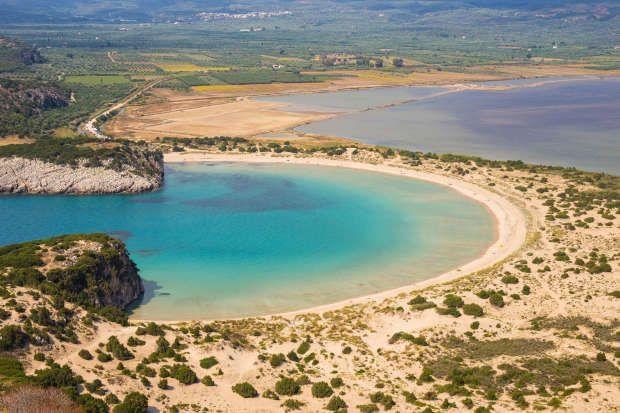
[153, 63, 231, 72]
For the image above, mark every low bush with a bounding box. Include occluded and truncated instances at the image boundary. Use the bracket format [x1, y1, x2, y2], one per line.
[270, 353, 286, 368]
[167, 364, 197, 385]
[199, 356, 218, 369]
[281, 399, 305, 410]
[489, 293, 505, 308]
[330, 377, 344, 388]
[463, 303, 484, 317]
[232, 382, 258, 398]
[106, 336, 134, 360]
[311, 381, 333, 398]
[443, 294, 464, 308]
[113, 391, 148, 413]
[370, 392, 395, 410]
[0, 325, 28, 351]
[201, 375, 216, 386]
[326, 396, 347, 411]
[501, 274, 519, 284]
[297, 341, 311, 354]
[275, 377, 300, 396]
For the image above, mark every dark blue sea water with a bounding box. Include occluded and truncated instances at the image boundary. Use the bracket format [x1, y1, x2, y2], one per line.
[0, 163, 493, 319]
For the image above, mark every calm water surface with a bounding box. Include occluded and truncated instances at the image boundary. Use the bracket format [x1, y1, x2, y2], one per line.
[0, 163, 494, 319]
[264, 77, 620, 174]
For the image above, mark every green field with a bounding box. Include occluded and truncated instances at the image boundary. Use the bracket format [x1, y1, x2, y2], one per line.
[63, 75, 131, 85]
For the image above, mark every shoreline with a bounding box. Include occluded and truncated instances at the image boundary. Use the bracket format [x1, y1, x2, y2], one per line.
[140, 151, 528, 322]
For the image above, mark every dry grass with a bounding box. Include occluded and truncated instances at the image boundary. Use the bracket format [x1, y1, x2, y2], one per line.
[0, 386, 81, 413]
[0, 136, 34, 146]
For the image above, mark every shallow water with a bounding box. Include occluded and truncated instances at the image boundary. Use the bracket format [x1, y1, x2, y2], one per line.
[0, 163, 494, 319]
[264, 77, 620, 174]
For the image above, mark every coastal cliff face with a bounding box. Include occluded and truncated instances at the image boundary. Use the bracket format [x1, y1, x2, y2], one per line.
[0, 233, 144, 310]
[79, 238, 144, 309]
[0, 151, 163, 194]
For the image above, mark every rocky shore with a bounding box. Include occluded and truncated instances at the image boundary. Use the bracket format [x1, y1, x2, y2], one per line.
[0, 152, 163, 194]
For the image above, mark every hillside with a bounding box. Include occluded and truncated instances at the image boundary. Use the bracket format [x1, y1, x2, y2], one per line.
[0, 36, 45, 71]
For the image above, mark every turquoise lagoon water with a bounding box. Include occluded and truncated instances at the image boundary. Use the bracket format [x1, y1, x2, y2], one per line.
[261, 77, 620, 174]
[0, 163, 494, 319]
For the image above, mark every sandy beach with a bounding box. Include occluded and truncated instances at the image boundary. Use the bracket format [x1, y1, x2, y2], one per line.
[162, 151, 527, 320]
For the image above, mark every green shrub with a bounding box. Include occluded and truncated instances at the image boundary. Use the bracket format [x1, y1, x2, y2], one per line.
[369, 392, 395, 410]
[106, 336, 134, 360]
[436, 306, 461, 317]
[0, 325, 28, 351]
[0, 356, 27, 384]
[232, 382, 258, 398]
[326, 396, 347, 411]
[167, 364, 198, 384]
[297, 341, 311, 354]
[311, 381, 333, 398]
[33, 363, 81, 388]
[136, 363, 156, 377]
[443, 294, 464, 308]
[462, 303, 484, 317]
[281, 399, 305, 410]
[135, 322, 164, 336]
[127, 336, 145, 346]
[409, 295, 427, 305]
[275, 377, 300, 396]
[199, 356, 218, 369]
[33, 352, 45, 362]
[287, 350, 300, 362]
[501, 275, 519, 284]
[105, 393, 120, 405]
[113, 391, 148, 413]
[78, 349, 93, 360]
[270, 353, 286, 368]
[489, 293, 505, 308]
[77, 393, 108, 413]
[403, 390, 417, 403]
[201, 375, 216, 386]
[388, 332, 428, 346]
[330, 377, 344, 388]
[97, 352, 112, 362]
[158, 379, 168, 390]
[358, 404, 379, 413]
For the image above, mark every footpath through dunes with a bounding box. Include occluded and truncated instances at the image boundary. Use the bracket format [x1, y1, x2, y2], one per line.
[0, 148, 618, 413]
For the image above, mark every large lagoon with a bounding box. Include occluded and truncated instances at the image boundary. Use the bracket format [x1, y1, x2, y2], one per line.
[260, 77, 620, 174]
[0, 163, 494, 319]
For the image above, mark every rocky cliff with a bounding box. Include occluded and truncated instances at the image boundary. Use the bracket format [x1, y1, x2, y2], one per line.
[0, 156, 163, 194]
[72, 237, 144, 309]
[0, 140, 164, 194]
[0, 233, 144, 310]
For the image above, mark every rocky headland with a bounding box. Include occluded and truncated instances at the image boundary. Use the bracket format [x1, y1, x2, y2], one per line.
[0, 139, 163, 194]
